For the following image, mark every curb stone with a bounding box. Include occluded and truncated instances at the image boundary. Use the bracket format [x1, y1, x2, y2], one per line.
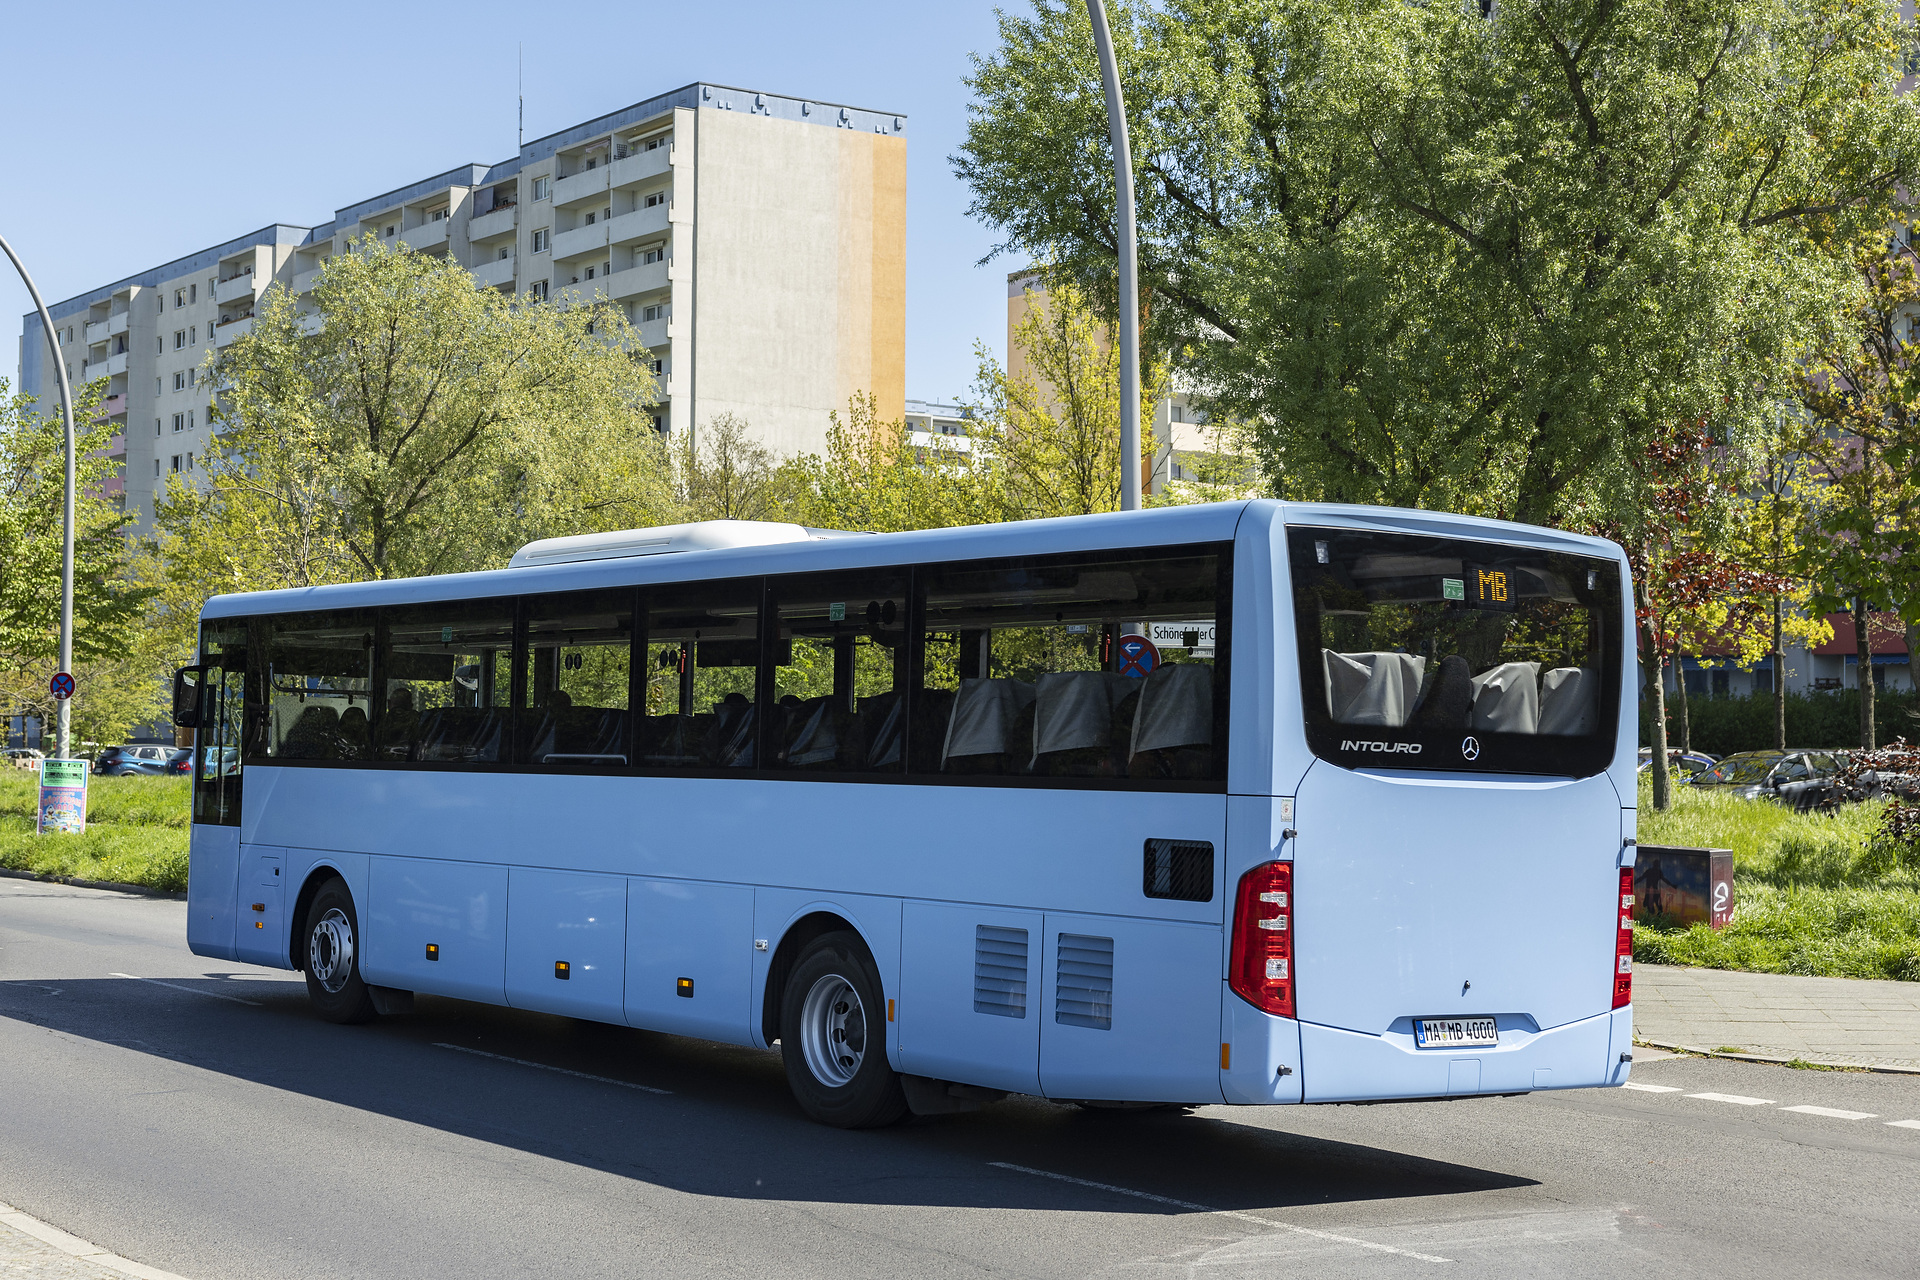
[0, 867, 184, 900]
[1634, 1036, 1920, 1077]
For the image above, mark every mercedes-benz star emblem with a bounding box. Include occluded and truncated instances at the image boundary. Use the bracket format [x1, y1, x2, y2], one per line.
[1460, 736, 1481, 761]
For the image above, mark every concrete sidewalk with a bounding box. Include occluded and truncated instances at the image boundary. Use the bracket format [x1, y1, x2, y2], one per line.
[0, 1203, 186, 1280]
[1635, 964, 1920, 1073]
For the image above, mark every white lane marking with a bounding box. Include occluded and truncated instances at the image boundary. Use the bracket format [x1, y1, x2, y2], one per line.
[433, 1043, 671, 1095]
[1781, 1105, 1877, 1121]
[1621, 1083, 1683, 1093]
[0, 1200, 192, 1280]
[1685, 1092, 1774, 1106]
[110, 973, 260, 1007]
[988, 1161, 1452, 1264]
[1887, 1119, 1920, 1130]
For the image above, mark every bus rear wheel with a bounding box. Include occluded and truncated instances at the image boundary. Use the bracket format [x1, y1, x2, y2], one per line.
[780, 932, 907, 1129]
[303, 879, 377, 1025]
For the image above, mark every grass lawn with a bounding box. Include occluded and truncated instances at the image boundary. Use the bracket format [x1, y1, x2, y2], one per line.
[1634, 776, 1920, 982]
[0, 772, 189, 893]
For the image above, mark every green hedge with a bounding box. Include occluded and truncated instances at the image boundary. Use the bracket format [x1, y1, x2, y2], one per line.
[1639, 688, 1920, 757]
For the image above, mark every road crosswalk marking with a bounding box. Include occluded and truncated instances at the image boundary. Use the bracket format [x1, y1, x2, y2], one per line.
[1621, 1082, 1682, 1093]
[1780, 1105, 1877, 1120]
[1686, 1092, 1774, 1106]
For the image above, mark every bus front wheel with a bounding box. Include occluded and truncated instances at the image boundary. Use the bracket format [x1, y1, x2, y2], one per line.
[303, 879, 377, 1025]
[780, 932, 907, 1128]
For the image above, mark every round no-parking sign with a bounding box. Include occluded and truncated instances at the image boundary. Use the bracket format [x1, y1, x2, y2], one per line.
[1115, 634, 1160, 678]
[49, 672, 75, 700]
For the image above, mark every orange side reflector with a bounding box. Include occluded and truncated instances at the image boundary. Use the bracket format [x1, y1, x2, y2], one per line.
[554, 961, 570, 980]
[1220, 1043, 1231, 1070]
[888, 999, 896, 1023]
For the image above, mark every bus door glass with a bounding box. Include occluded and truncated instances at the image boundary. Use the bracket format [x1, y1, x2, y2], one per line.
[193, 620, 248, 826]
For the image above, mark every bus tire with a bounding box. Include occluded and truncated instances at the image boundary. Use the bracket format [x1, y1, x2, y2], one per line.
[302, 879, 378, 1025]
[780, 932, 907, 1129]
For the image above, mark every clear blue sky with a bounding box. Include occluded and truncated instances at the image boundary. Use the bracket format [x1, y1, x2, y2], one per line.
[2, 0, 1018, 409]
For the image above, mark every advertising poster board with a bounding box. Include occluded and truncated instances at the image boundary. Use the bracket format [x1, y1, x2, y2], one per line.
[37, 758, 88, 835]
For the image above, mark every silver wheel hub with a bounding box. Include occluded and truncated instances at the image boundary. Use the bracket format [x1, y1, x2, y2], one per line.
[309, 907, 355, 994]
[799, 972, 867, 1088]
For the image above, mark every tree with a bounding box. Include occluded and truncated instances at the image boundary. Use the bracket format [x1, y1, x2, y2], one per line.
[966, 274, 1164, 519]
[678, 412, 790, 522]
[788, 393, 1003, 533]
[208, 236, 672, 583]
[957, 0, 1919, 530]
[1798, 237, 1920, 750]
[0, 379, 156, 745]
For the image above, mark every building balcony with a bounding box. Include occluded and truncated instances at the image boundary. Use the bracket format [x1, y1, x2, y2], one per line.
[606, 205, 671, 247]
[637, 316, 670, 349]
[552, 222, 609, 262]
[215, 316, 253, 347]
[468, 205, 517, 242]
[215, 273, 258, 306]
[607, 147, 672, 193]
[103, 351, 128, 378]
[400, 218, 448, 252]
[84, 319, 111, 346]
[108, 310, 129, 336]
[605, 259, 669, 300]
[293, 266, 324, 294]
[104, 433, 126, 457]
[553, 166, 609, 207]
[471, 256, 517, 290]
[103, 394, 127, 419]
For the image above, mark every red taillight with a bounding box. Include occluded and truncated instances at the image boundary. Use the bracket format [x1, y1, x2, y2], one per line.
[1612, 867, 1634, 1009]
[1230, 861, 1294, 1018]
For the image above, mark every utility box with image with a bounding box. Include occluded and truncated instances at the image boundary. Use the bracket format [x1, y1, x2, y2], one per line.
[1634, 845, 1734, 929]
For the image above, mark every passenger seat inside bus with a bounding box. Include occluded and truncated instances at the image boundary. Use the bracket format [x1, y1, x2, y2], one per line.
[1031, 670, 1136, 777]
[1323, 650, 1425, 726]
[701, 693, 756, 767]
[1469, 661, 1540, 734]
[1537, 666, 1597, 735]
[942, 677, 1035, 774]
[1130, 663, 1213, 779]
[414, 706, 508, 762]
[528, 705, 628, 765]
[282, 704, 340, 758]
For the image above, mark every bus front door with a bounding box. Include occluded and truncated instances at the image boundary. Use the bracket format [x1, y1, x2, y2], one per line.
[186, 632, 247, 962]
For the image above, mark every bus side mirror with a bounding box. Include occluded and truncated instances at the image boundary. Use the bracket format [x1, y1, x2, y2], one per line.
[172, 666, 204, 728]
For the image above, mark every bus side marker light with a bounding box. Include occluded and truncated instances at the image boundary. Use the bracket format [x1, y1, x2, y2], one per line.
[251, 903, 265, 912]
[1220, 1043, 1230, 1070]
[676, 977, 694, 997]
[254, 922, 263, 929]
[425, 943, 439, 961]
[555, 961, 571, 980]
[888, 999, 895, 1022]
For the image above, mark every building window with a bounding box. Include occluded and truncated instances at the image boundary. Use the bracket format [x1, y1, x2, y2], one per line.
[641, 304, 668, 322]
[429, 206, 448, 222]
[190, 325, 198, 343]
[154, 419, 161, 436]
[189, 411, 195, 430]
[603, 260, 612, 276]
[189, 283, 197, 304]
[498, 247, 511, 261]
[642, 247, 665, 265]
[385, 225, 396, 238]
[173, 413, 185, 432]
[644, 192, 666, 209]
[170, 455, 182, 472]
[648, 358, 663, 375]
[174, 372, 185, 391]
[156, 338, 163, 354]
[174, 288, 186, 307]
[187, 452, 195, 471]
[529, 280, 549, 301]
[585, 211, 596, 225]
[174, 330, 186, 349]
[533, 176, 551, 201]
[532, 229, 550, 253]
[645, 135, 667, 152]
[188, 367, 196, 387]
[585, 266, 596, 279]
[602, 206, 611, 221]
[651, 413, 665, 431]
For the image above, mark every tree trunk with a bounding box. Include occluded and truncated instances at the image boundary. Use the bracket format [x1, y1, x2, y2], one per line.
[1642, 618, 1672, 811]
[1671, 649, 1692, 753]
[1855, 595, 1876, 750]
[1772, 594, 1787, 752]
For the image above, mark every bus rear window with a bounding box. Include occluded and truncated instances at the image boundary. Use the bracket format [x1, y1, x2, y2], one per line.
[1289, 526, 1621, 777]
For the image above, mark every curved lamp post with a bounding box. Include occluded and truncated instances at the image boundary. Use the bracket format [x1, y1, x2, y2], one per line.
[0, 234, 78, 761]
[1084, 0, 1141, 511]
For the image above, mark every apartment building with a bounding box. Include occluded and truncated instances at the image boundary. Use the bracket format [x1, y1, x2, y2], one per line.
[18, 82, 907, 530]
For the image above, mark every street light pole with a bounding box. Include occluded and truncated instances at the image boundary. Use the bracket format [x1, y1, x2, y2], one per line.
[1084, 0, 1141, 512]
[0, 234, 78, 760]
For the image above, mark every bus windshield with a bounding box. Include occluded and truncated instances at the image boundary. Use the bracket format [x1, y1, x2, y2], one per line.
[1289, 526, 1622, 777]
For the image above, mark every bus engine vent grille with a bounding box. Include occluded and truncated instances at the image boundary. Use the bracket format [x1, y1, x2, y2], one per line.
[1055, 934, 1114, 1030]
[973, 925, 1029, 1018]
[1143, 839, 1214, 902]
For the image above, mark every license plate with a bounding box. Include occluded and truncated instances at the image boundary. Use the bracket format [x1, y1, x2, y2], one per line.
[1414, 1016, 1498, 1048]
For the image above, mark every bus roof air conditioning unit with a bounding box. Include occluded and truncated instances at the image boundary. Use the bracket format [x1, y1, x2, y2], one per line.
[509, 520, 850, 569]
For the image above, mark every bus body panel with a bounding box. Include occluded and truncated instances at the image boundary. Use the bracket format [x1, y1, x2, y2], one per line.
[1036, 913, 1226, 1103]
[1292, 764, 1620, 1040]
[625, 878, 756, 1041]
[505, 868, 628, 1021]
[1299, 1007, 1615, 1102]
[362, 855, 509, 1004]
[232, 845, 286, 968]
[1219, 992, 1303, 1104]
[185, 824, 240, 962]
[1604, 1005, 1634, 1086]
[899, 901, 1045, 1095]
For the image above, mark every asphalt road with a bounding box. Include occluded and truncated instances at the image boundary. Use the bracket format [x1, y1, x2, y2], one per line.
[3, 877, 1918, 1280]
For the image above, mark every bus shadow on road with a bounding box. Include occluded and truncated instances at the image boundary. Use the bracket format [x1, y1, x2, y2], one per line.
[0, 976, 1538, 1215]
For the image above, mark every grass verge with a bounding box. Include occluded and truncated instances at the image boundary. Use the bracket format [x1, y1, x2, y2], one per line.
[1634, 777, 1920, 982]
[0, 772, 188, 893]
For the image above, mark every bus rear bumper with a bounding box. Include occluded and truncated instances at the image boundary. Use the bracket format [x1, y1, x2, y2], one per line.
[1296, 1008, 1619, 1103]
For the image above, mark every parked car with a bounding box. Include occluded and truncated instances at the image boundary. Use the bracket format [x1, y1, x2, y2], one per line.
[93, 744, 186, 777]
[4, 747, 44, 770]
[166, 747, 192, 775]
[1691, 749, 1841, 809]
[1637, 748, 1720, 780]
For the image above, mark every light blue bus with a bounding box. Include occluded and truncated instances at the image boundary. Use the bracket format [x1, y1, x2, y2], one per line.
[175, 501, 1639, 1126]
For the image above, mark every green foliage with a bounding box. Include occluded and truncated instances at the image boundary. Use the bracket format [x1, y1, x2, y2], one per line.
[957, 0, 1920, 530]
[1633, 775, 1920, 980]
[0, 774, 189, 892]
[1639, 689, 1920, 757]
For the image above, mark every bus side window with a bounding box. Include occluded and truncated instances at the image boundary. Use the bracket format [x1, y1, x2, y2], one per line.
[520, 588, 634, 769]
[915, 551, 1224, 783]
[767, 568, 908, 775]
[266, 611, 375, 761]
[378, 600, 515, 764]
[639, 578, 761, 770]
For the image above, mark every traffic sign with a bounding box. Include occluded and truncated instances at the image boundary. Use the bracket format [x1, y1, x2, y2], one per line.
[49, 671, 74, 700]
[1115, 634, 1160, 678]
